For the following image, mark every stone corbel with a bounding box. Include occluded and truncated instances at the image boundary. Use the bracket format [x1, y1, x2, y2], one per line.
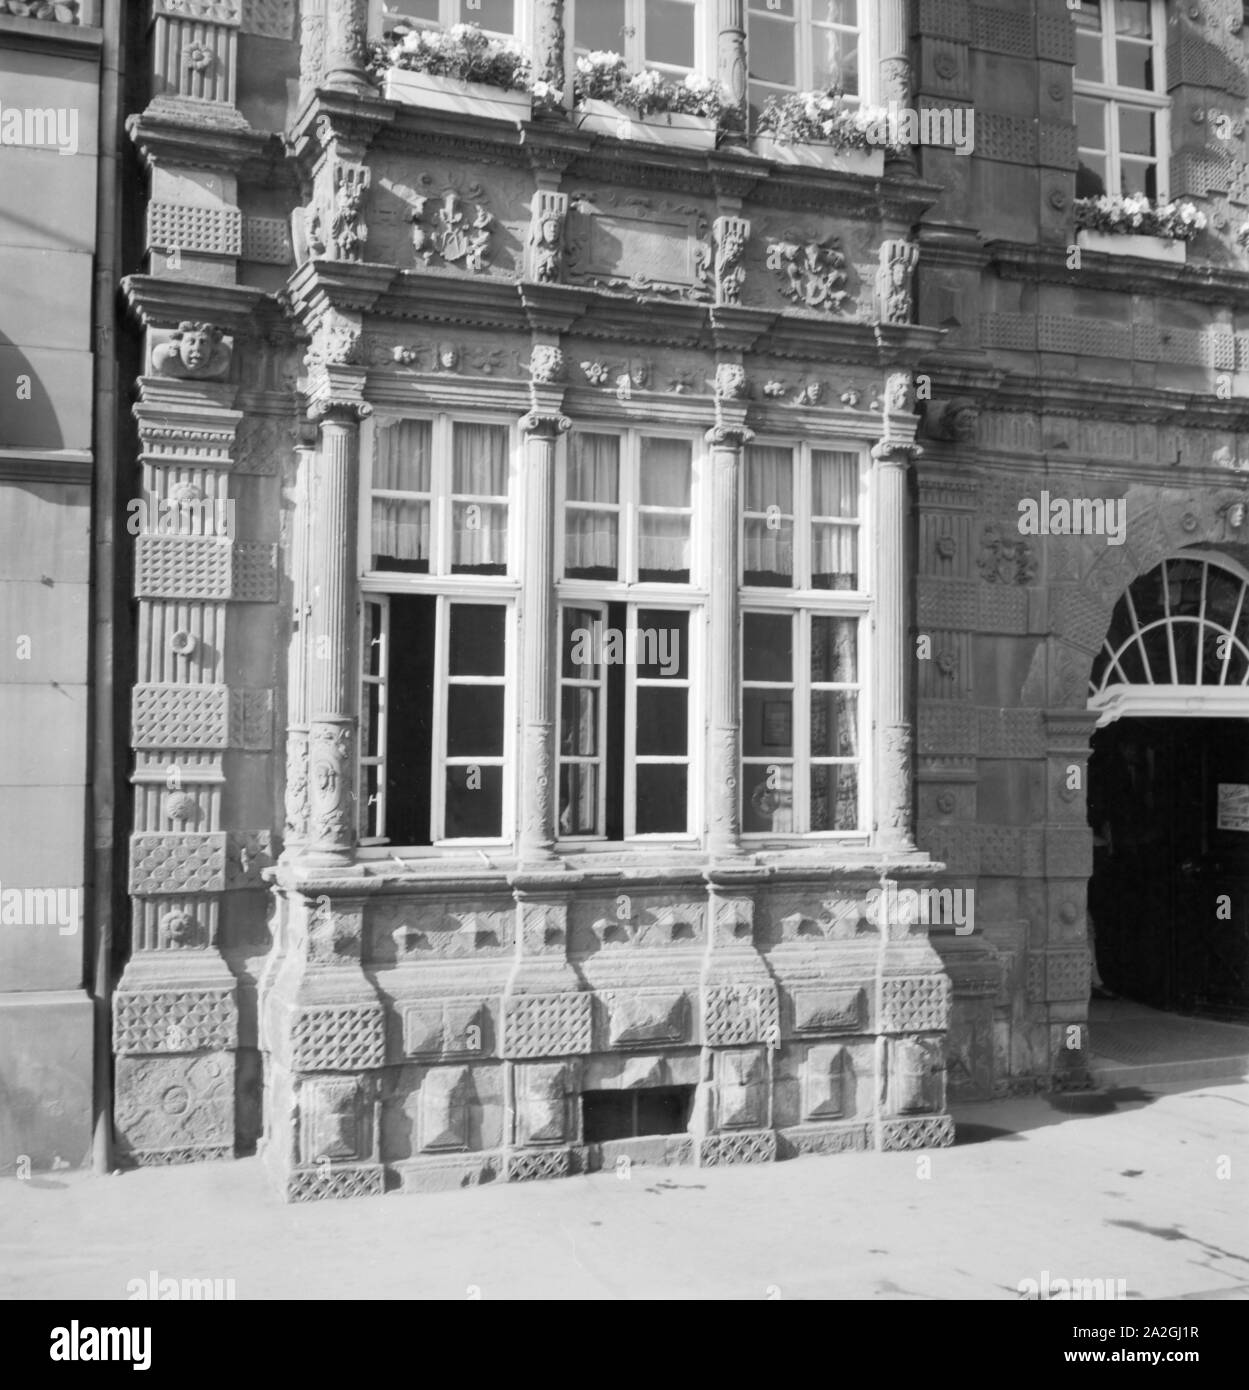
[713, 215, 750, 307]
[922, 398, 981, 443]
[527, 190, 569, 285]
[876, 238, 920, 326]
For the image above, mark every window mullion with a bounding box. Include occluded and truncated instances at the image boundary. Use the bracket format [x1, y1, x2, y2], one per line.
[795, 610, 811, 834]
[431, 593, 450, 840]
[624, 600, 637, 836]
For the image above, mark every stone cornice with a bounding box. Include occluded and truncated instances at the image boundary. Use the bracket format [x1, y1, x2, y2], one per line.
[987, 238, 1249, 308]
[991, 374, 1249, 430]
[0, 449, 93, 484]
[913, 350, 1006, 400]
[916, 222, 992, 273]
[288, 89, 398, 170]
[0, 13, 102, 58]
[122, 274, 287, 338]
[126, 107, 285, 184]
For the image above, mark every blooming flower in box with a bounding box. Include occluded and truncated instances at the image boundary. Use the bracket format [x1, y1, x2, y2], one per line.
[368, 21, 533, 93]
[573, 49, 722, 120]
[1074, 193, 1207, 243]
[754, 88, 906, 154]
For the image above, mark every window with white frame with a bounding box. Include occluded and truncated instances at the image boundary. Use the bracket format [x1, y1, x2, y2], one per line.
[381, 0, 521, 40]
[570, 0, 707, 79]
[740, 441, 866, 836]
[557, 429, 700, 840]
[746, 0, 870, 122]
[360, 417, 516, 847]
[1073, 0, 1169, 199]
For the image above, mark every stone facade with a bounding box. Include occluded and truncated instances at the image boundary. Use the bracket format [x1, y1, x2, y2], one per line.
[11, 0, 1246, 1188]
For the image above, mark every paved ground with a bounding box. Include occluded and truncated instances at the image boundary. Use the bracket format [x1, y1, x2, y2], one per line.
[1090, 998, 1249, 1087]
[2, 1070, 1247, 1301]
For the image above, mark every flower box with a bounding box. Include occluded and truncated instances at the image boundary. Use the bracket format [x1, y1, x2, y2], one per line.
[751, 135, 884, 176]
[1075, 230, 1186, 265]
[575, 99, 717, 150]
[383, 69, 532, 125]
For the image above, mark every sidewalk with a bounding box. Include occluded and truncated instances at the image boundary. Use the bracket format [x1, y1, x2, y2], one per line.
[2, 1076, 1247, 1300]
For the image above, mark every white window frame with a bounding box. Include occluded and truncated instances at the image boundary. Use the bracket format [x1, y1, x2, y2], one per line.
[745, 0, 877, 110]
[555, 425, 706, 846]
[567, 0, 714, 80]
[358, 412, 520, 853]
[739, 437, 872, 841]
[374, 0, 531, 45]
[1073, 0, 1170, 200]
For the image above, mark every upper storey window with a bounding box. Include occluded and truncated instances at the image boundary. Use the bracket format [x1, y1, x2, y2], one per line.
[383, 0, 519, 40]
[746, 0, 869, 122]
[1074, 0, 1169, 199]
[571, 0, 706, 79]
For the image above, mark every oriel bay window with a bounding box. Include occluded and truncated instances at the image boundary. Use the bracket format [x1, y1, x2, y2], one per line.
[741, 440, 867, 836]
[558, 428, 700, 842]
[746, 0, 870, 123]
[360, 417, 515, 847]
[570, 0, 706, 79]
[381, 0, 522, 41]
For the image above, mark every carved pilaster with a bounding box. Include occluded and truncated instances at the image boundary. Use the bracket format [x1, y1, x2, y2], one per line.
[532, 0, 566, 94]
[518, 408, 571, 864]
[872, 437, 922, 851]
[716, 0, 748, 139]
[282, 441, 316, 857]
[149, 0, 248, 124]
[705, 420, 753, 859]
[879, 0, 914, 166]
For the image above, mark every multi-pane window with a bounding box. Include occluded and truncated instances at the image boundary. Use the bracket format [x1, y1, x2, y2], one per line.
[570, 0, 705, 78]
[360, 416, 515, 847]
[740, 441, 866, 836]
[557, 428, 699, 841]
[1074, 0, 1168, 199]
[383, 0, 519, 39]
[747, 0, 868, 123]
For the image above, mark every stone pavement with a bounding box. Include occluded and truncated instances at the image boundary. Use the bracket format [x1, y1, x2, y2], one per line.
[1089, 999, 1249, 1088]
[2, 1073, 1247, 1301]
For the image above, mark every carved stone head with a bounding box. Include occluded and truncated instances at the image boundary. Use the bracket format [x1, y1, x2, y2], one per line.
[438, 343, 460, 371]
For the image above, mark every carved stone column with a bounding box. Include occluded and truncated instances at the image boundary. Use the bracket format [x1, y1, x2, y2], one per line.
[532, 0, 566, 98]
[517, 404, 570, 865]
[716, 0, 748, 140]
[878, 0, 915, 169]
[304, 390, 369, 866]
[705, 419, 753, 861]
[322, 0, 370, 94]
[282, 439, 316, 860]
[872, 435, 921, 853]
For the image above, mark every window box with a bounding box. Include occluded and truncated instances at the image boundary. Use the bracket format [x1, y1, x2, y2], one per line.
[750, 136, 884, 176]
[574, 99, 717, 151]
[382, 68, 532, 125]
[1075, 230, 1186, 265]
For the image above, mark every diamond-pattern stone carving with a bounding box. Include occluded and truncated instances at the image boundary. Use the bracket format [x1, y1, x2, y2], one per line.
[704, 983, 780, 1046]
[113, 988, 237, 1054]
[506, 1148, 570, 1182]
[133, 685, 229, 749]
[242, 215, 293, 262]
[290, 1004, 386, 1072]
[114, 1052, 234, 1165]
[147, 201, 242, 257]
[1046, 949, 1091, 1002]
[232, 543, 278, 602]
[241, 0, 294, 40]
[699, 1131, 776, 1166]
[229, 688, 273, 750]
[880, 975, 951, 1033]
[129, 833, 227, 894]
[136, 536, 232, 599]
[880, 1115, 955, 1151]
[286, 1165, 385, 1202]
[503, 993, 592, 1058]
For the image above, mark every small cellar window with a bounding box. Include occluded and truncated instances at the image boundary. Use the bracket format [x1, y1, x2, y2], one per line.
[581, 1086, 695, 1143]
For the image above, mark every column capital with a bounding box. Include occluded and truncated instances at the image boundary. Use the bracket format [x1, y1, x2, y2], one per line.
[871, 437, 922, 465]
[308, 396, 372, 424]
[705, 422, 755, 448]
[520, 408, 572, 437]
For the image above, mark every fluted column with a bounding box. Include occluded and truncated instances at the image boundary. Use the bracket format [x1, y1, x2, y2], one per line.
[872, 437, 920, 852]
[305, 402, 368, 865]
[323, 0, 370, 94]
[282, 439, 316, 861]
[518, 407, 570, 864]
[705, 421, 753, 860]
[717, 0, 748, 140]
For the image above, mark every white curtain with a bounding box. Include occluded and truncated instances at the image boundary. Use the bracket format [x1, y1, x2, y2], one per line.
[566, 433, 619, 574]
[371, 420, 431, 565]
[812, 451, 858, 588]
[639, 437, 691, 575]
[452, 423, 509, 569]
[744, 445, 793, 581]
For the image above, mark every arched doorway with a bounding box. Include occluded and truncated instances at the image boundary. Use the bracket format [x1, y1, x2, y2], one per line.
[1086, 553, 1249, 1017]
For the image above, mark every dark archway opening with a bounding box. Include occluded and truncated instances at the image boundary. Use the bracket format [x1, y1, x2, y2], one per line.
[1088, 717, 1249, 1019]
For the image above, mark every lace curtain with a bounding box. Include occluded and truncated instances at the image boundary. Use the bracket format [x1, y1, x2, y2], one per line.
[371, 420, 431, 566]
[565, 432, 619, 574]
[812, 450, 858, 589]
[744, 445, 793, 581]
[452, 423, 509, 569]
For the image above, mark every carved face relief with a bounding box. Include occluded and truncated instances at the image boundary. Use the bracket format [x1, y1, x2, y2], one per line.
[438, 344, 460, 371]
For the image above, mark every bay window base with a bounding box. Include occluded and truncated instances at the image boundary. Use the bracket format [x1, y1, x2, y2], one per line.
[256, 858, 955, 1200]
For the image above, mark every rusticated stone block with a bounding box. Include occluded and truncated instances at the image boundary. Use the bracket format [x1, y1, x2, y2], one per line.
[232, 542, 278, 602]
[792, 986, 864, 1035]
[718, 1048, 766, 1129]
[113, 988, 237, 1055]
[418, 1066, 473, 1152]
[129, 832, 227, 894]
[802, 1044, 847, 1120]
[780, 1123, 870, 1156]
[601, 990, 687, 1048]
[517, 1062, 571, 1146]
[290, 1004, 385, 1072]
[402, 999, 490, 1058]
[1045, 949, 1091, 1002]
[299, 1076, 369, 1163]
[502, 992, 592, 1058]
[890, 1037, 945, 1114]
[135, 536, 233, 599]
[114, 1052, 234, 1165]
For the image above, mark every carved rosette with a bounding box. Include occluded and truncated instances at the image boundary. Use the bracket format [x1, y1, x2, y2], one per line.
[714, 363, 748, 401]
[529, 345, 567, 385]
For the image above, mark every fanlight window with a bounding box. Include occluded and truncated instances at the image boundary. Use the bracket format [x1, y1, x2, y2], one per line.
[1090, 558, 1249, 706]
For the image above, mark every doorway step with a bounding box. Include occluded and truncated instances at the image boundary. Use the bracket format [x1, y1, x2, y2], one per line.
[1089, 999, 1249, 1087]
